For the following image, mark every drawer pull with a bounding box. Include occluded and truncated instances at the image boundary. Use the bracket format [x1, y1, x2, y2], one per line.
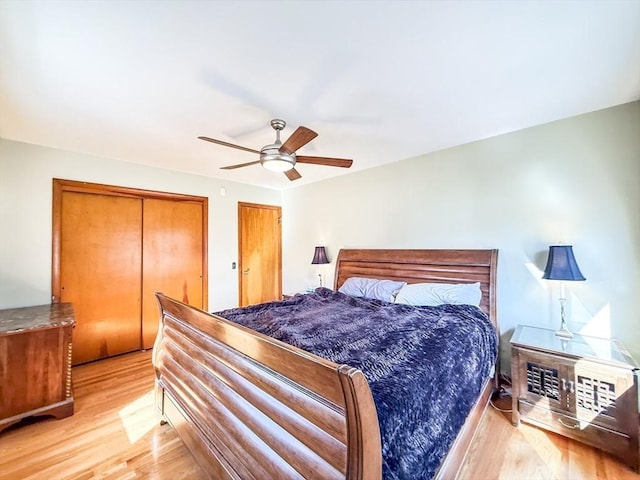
[558, 418, 579, 429]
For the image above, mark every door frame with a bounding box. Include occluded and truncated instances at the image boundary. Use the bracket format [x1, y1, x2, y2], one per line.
[51, 178, 209, 309]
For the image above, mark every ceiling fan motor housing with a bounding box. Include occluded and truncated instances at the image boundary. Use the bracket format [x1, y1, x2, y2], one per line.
[260, 119, 295, 171]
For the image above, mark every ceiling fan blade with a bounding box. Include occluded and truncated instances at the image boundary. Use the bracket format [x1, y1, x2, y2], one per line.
[284, 168, 302, 181]
[220, 160, 261, 170]
[198, 136, 260, 154]
[296, 156, 353, 168]
[280, 126, 318, 154]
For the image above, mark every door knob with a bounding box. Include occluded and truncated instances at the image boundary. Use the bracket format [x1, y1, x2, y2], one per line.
[242, 268, 250, 275]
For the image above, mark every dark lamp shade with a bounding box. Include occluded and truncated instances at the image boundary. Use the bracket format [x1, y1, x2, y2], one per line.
[542, 245, 586, 281]
[311, 246, 329, 265]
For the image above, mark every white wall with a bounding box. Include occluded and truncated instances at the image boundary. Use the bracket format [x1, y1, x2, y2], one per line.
[0, 139, 280, 311]
[2, 103, 639, 370]
[282, 102, 640, 370]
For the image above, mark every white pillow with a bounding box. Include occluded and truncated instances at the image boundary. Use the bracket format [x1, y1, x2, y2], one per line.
[394, 282, 482, 307]
[338, 277, 407, 302]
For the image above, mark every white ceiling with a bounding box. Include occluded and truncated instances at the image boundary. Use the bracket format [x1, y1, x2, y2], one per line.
[1, 1, 639, 190]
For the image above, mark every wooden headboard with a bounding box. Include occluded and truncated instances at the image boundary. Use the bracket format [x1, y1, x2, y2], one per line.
[334, 249, 498, 330]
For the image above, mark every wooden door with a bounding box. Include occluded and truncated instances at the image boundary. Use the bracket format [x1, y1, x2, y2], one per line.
[53, 178, 208, 364]
[238, 203, 282, 306]
[59, 192, 142, 364]
[141, 198, 205, 348]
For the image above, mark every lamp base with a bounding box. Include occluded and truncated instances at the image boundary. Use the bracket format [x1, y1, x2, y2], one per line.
[555, 298, 574, 339]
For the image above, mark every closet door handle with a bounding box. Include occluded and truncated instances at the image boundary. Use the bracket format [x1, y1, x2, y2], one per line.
[242, 268, 250, 275]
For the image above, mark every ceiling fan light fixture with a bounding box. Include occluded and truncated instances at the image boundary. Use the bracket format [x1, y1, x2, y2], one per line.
[261, 156, 295, 172]
[260, 148, 295, 172]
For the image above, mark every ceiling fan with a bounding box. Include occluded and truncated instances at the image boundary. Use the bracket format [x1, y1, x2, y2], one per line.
[198, 119, 353, 181]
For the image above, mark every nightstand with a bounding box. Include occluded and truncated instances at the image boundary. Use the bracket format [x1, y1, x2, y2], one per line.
[511, 325, 639, 471]
[283, 289, 317, 300]
[282, 292, 307, 300]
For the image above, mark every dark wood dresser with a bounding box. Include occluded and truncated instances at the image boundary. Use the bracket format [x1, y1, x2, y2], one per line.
[0, 303, 75, 433]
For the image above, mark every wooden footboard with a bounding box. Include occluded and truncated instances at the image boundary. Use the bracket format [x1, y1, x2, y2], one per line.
[152, 293, 382, 479]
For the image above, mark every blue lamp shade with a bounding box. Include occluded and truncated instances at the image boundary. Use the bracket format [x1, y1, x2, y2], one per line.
[311, 246, 329, 265]
[542, 245, 586, 281]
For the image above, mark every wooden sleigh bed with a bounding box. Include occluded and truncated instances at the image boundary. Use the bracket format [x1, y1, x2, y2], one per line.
[152, 249, 498, 479]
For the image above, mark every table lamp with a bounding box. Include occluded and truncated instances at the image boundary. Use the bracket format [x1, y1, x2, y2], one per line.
[542, 245, 586, 338]
[311, 246, 330, 287]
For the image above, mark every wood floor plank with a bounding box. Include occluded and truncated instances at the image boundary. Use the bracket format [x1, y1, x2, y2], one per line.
[0, 351, 637, 479]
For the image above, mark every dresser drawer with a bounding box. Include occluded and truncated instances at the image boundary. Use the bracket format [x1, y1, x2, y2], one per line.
[519, 400, 632, 460]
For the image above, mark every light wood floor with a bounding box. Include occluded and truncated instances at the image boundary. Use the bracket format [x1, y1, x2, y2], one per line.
[459, 396, 639, 480]
[0, 351, 638, 480]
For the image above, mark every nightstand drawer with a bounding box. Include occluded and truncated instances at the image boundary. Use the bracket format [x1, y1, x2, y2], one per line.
[519, 400, 632, 460]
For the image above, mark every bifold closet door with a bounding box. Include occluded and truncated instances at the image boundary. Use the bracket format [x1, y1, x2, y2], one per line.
[141, 198, 204, 349]
[60, 192, 142, 364]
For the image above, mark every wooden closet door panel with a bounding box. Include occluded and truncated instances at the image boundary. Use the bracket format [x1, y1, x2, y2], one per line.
[238, 203, 282, 307]
[60, 192, 142, 364]
[142, 199, 204, 349]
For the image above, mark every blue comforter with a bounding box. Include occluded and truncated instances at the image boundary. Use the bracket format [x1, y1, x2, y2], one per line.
[216, 288, 498, 479]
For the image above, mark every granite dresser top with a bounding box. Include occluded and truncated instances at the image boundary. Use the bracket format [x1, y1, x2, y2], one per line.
[0, 303, 75, 334]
